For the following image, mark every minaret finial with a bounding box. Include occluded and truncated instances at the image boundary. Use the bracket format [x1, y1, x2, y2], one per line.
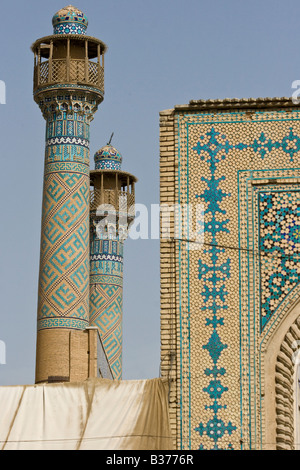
[108, 132, 114, 145]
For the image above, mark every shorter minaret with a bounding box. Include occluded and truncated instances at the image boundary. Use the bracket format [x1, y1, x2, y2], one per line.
[89, 143, 137, 380]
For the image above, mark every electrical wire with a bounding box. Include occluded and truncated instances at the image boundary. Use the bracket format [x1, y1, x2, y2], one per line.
[166, 237, 300, 263]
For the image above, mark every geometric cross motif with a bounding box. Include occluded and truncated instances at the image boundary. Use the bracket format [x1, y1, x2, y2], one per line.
[193, 126, 300, 163]
[193, 127, 236, 449]
[192, 124, 300, 448]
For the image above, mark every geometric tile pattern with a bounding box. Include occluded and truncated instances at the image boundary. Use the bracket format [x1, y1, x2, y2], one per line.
[259, 190, 300, 330]
[37, 95, 92, 331]
[89, 235, 124, 379]
[176, 107, 300, 450]
[239, 176, 300, 446]
[52, 5, 88, 36]
[193, 127, 236, 449]
[239, 175, 300, 446]
[94, 144, 122, 171]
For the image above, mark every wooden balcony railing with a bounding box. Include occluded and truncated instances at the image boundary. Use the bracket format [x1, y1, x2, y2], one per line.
[34, 58, 104, 92]
[90, 189, 135, 217]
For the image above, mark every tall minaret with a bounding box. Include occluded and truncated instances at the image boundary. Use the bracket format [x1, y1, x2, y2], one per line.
[32, 6, 107, 383]
[89, 143, 137, 379]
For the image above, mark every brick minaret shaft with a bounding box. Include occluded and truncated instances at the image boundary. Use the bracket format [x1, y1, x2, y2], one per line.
[89, 145, 137, 379]
[32, 6, 107, 383]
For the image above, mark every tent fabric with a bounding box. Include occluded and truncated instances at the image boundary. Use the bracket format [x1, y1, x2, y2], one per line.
[0, 378, 173, 450]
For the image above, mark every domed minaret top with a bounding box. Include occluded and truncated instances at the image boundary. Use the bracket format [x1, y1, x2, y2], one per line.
[32, 5, 107, 106]
[94, 144, 123, 171]
[52, 5, 88, 35]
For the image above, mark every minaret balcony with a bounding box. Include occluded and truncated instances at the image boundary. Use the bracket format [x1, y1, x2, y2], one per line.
[90, 188, 135, 218]
[90, 169, 137, 220]
[32, 35, 107, 96]
[34, 57, 104, 91]
[34, 58, 104, 93]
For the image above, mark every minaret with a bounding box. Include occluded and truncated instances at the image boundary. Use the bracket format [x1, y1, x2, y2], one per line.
[89, 143, 137, 379]
[32, 6, 107, 383]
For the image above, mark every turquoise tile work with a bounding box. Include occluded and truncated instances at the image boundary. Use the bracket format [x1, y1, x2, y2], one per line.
[175, 108, 300, 449]
[259, 190, 300, 330]
[193, 128, 236, 449]
[37, 96, 92, 331]
[52, 6, 88, 35]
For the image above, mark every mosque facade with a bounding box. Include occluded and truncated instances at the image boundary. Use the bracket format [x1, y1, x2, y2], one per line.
[159, 98, 300, 450]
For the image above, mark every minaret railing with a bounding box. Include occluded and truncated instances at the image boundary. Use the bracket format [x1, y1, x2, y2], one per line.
[90, 188, 135, 215]
[34, 58, 104, 90]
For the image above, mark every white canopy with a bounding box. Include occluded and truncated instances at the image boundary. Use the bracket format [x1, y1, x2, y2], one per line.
[0, 378, 173, 450]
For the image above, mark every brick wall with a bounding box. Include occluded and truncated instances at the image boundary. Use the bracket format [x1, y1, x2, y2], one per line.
[35, 328, 98, 384]
[159, 109, 178, 448]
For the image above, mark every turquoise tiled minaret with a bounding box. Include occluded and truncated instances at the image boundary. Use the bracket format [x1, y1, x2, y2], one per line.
[89, 144, 137, 379]
[32, 6, 107, 383]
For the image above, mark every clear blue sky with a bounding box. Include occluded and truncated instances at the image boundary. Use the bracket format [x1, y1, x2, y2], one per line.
[0, 0, 299, 385]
